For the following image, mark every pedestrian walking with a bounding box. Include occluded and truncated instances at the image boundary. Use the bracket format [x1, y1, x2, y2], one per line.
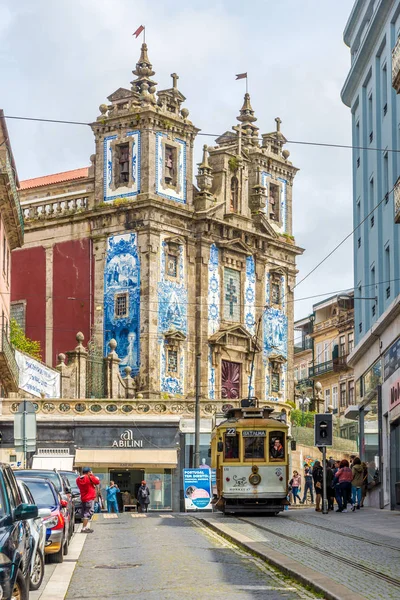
[312, 460, 323, 512]
[326, 461, 335, 511]
[94, 485, 103, 514]
[106, 481, 119, 513]
[289, 471, 301, 504]
[335, 459, 353, 513]
[76, 466, 100, 533]
[351, 457, 364, 511]
[361, 461, 368, 507]
[301, 466, 314, 504]
[137, 480, 150, 513]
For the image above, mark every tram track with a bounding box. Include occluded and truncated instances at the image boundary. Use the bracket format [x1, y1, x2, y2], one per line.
[281, 514, 400, 552]
[237, 516, 400, 590]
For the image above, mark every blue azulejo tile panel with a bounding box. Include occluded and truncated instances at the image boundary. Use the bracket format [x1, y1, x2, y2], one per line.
[155, 132, 186, 203]
[208, 244, 220, 336]
[103, 130, 141, 202]
[104, 233, 140, 376]
[263, 304, 288, 403]
[244, 256, 256, 335]
[208, 344, 216, 400]
[158, 240, 187, 394]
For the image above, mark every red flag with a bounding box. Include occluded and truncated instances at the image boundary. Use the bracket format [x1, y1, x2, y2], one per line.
[236, 72, 247, 80]
[133, 25, 145, 38]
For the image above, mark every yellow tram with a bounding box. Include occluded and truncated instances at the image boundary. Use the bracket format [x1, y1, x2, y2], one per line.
[210, 404, 289, 514]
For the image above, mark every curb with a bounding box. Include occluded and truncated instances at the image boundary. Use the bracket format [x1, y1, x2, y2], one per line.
[198, 517, 365, 600]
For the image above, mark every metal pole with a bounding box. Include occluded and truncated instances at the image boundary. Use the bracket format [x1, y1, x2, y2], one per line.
[322, 446, 328, 514]
[194, 354, 201, 469]
[22, 399, 27, 469]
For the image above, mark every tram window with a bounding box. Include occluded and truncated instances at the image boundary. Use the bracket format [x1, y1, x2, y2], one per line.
[269, 431, 285, 461]
[224, 433, 240, 461]
[244, 437, 265, 461]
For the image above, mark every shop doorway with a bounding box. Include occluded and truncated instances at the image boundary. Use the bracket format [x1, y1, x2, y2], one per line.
[110, 469, 143, 510]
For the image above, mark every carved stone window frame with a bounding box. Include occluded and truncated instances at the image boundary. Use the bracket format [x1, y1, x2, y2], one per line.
[164, 237, 183, 282]
[109, 136, 133, 192]
[164, 329, 186, 379]
[161, 137, 182, 194]
[269, 181, 281, 223]
[269, 267, 284, 309]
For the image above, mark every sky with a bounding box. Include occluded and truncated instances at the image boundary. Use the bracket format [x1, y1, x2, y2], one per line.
[0, 0, 355, 323]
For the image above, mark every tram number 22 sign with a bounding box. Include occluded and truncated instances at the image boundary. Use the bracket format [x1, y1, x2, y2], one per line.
[226, 428, 236, 436]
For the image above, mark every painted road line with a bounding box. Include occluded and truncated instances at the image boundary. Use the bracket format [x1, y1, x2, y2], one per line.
[103, 513, 119, 518]
[158, 514, 174, 518]
[131, 513, 147, 518]
[38, 529, 87, 600]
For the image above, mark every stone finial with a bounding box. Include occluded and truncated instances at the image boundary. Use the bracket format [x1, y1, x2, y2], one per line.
[131, 42, 157, 95]
[171, 73, 179, 89]
[237, 93, 257, 124]
[196, 145, 213, 196]
[181, 107, 189, 120]
[99, 104, 108, 115]
[199, 145, 210, 170]
[282, 149, 290, 160]
[58, 353, 66, 365]
[124, 366, 132, 378]
[76, 332, 84, 344]
[109, 338, 117, 352]
[275, 116, 282, 132]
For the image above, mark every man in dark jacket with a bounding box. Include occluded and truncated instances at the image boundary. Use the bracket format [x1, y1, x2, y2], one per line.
[301, 467, 314, 504]
[137, 480, 150, 513]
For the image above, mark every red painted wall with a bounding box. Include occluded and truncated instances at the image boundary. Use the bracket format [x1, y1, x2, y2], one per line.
[11, 246, 46, 360]
[52, 239, 93, 366]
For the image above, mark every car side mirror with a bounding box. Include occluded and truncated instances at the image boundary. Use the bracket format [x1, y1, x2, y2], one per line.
[37, 508, 51, 519]
[64, 485, 71, 494]
[14, 503, 38, 522]
[72, 491, 80, 498]
[217, 441, 223, 453]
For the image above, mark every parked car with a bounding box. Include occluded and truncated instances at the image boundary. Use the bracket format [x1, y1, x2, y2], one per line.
[60, 471, 82, 521]
[15, 469, 75, 540]
[17, 480, 51, 591]
[14, 476, 70, 565]
[0, 463, 38, 600]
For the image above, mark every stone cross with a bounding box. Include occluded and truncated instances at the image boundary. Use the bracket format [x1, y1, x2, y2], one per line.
[225, 277, 238, 317]
[171, 73, 179, 89]
[275, 117, 282, 132]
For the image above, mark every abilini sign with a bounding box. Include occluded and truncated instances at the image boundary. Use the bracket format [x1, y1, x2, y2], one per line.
[390, 378, 400, 412]
[112, 429, 143, 448]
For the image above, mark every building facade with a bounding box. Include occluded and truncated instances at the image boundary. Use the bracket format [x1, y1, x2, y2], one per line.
[0, 110, 24, 395]
[341, 0, 400, 509]
[9, 44, 302, 506]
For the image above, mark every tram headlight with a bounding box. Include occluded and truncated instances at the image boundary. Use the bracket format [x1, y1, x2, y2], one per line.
[249, 473, 261, 486]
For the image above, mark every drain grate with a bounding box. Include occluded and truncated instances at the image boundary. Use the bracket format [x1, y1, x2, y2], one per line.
[94, 563, 142, 570]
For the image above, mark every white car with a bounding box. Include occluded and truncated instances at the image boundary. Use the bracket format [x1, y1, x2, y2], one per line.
[17, 479, 51, 591]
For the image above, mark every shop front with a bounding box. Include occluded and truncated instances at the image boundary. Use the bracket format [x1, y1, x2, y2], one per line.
[389, 376, 400, 510]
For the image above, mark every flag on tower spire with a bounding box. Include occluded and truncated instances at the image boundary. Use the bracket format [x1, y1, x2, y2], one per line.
[235, 72, 247, 80]
[133, 25, 145, 38]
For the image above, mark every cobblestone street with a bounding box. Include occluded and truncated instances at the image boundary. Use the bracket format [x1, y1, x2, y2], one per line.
[64, 513, 318, 600]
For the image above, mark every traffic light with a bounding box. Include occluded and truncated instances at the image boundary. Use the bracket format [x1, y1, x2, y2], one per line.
[314, 414, 333, 446]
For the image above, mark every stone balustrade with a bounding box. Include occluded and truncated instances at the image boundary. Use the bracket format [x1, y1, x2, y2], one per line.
[22, 195, 89, 221]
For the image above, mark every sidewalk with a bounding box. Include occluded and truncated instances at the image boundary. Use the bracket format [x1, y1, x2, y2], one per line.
[198, 508, 400, 600]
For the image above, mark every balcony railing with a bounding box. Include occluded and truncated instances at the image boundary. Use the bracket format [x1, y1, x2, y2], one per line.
[23, 194, 89, 222]
[294, 337, 313, 354]
[393, 36, 400, 93]
[0, 329, 19, 392]
[313, 317, 338, 333]
[0, 150, 24, 237]
[395, 177, 400, 223]
[309, 360, 333, 378]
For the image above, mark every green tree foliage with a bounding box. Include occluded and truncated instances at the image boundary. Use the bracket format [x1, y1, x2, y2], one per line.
[290, 408, 315, 428]
[10, 319, 42, 360]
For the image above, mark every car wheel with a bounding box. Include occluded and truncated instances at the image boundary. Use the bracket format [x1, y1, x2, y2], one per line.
[63, 531, 69, 556]
[30, 549, 44, 591]
[11, 569, 28, 600]
[48, 540, 64, 564]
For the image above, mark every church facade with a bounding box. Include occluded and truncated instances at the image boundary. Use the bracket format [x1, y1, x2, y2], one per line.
[14, 44, 302, 412]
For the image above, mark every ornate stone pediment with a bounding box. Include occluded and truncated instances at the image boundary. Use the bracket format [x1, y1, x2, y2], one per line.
[268, 352, 287, 372]
[252, 213, 279, 238]
[107, 88, 133, 103]
[218, 238, 253, 256]
[164, 329, 186, 343]
[209, 324, 260, 353]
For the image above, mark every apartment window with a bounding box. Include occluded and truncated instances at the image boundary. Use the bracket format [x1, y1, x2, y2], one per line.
[368, 94, 373, 142]
[115, 293, 129, 318]
[348, 332, 354, 354]
[339, 335, 346, 357]
[332, 385, 338, 410]
[383, 152, 389, 203]
[382, 63, 388, 116]
[324, 388, 331, 411]
[369, 177, 374, 212]
[323, 341, 330, 363]
[10, 301, 26, 333]
[340, 382, 347, 407]
[6, 250, 9, 286]
[300, 362, 307, 379]
[316, 343, 322, 364]
[358, 237, 361, 248]
[348, 381, 355, 405]
[359, 322, 363, 333]
[371, 215, 375, 228]
[355, 120, 360, 167]
[371, 266, 376, 316]
[385, 245, 390, 299]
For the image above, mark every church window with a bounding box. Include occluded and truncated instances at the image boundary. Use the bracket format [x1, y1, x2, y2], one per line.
[115, 293, 129, 318]
[167, 350, 178, 373]
[117, 143, 130, 184]
[271, 283, 280, 305]
[167, 254, 178, 278]
[221, 360, 241, 399]
[271, 372, 280, 394]
[224, 267, 240, 322]
[230, 177, 239, 212]
[164, 145, 178, 187]
[269, 183, 280, 221]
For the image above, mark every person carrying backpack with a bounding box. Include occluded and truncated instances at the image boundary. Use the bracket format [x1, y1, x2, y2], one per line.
[137, 480, 150, 513]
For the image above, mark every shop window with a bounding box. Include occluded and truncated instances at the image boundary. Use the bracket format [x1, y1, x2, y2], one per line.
[230, 177, 239, 212]
[269, 183, 280, 221]
[223, 267, 240, 322]
[9, 455, 16, 463]
[269, 431, 285, 461]
[117, 143, 130, 184]
[271, 372, 280, 394]
[243, 431, 265, 461]
[115, 293, 129, 318]
[167, 350, 178, 373]
[164, 145, 177, 186]
[361, 397, 380, 485]
[224, 432, 240, 461]
[221, 360, 241, 399]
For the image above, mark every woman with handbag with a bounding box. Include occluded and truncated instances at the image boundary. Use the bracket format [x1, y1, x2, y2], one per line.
[312, 461, 323, 511]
